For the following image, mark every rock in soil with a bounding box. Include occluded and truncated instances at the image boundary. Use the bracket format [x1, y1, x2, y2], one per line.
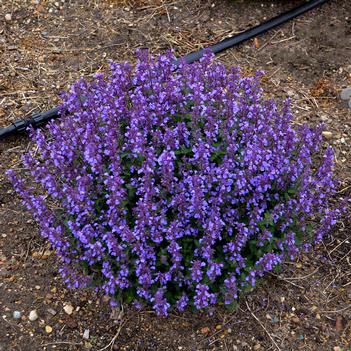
[83, 329, 90, 340]
[340, 87, 351, 100]
[28, 310, 39, 321]
[63, 304, 74, 315]
[12, 311, 21, 319]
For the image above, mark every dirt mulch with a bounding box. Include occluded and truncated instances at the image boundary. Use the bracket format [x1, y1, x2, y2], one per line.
[1, 1, 351, 350]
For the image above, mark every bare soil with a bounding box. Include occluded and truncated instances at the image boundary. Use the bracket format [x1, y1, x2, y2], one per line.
[0, 1, 351, 350]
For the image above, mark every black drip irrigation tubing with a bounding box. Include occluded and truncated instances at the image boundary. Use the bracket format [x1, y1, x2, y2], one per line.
[0, 0, 328, 140]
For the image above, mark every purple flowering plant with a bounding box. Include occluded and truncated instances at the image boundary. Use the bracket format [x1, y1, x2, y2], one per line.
[7, 51, 340, 315]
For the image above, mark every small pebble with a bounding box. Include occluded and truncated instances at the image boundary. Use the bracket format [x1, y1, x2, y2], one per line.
[45, 325, 53, 333]
[5, 13, 12, 22]
[83, 329, 90, 340]
[340, 87, 351, 100]
[63, 304, 74, 315]
[254, 344, 261, 350]
[28, 310, 38, 322]
[322, 131, 333, 139]
[13, 311, 21, 319]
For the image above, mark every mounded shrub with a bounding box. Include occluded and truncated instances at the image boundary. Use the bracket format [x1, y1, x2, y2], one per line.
[7, 51, 340, 315]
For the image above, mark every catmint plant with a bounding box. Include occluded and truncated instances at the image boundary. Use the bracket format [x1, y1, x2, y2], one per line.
[7, 51, 340, 315]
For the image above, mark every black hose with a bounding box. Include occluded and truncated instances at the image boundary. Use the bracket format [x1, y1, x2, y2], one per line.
[0, 107, 60, 140]
[0, 0, 329, 140]
[178, 0, 328, 64]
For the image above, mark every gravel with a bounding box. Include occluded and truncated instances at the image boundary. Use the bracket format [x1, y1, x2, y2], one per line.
[83, 329, 90, 340]
[63, 304, 74, 315]
[340, 87, 351, 100]
[28, 310, 39, 322]
[12, 311, 21, 319]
